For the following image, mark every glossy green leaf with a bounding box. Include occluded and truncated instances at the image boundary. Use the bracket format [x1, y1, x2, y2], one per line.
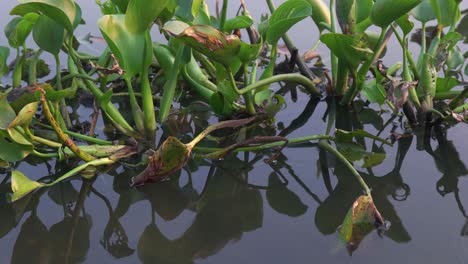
[436, 77, 459, 93]
[0, 131, 31, 162]
[98, 14, 152, 76]
[304, 0, 331, 32]
[191, 0, 203, 17]
[10, 0, 78, 32]
[238, 40, 263, 64]
[320, 33, 373, 68]
[370, 0, 422, 28]
[224, 16, 254, 33]
[32, 15, 64, 55]
[266, 0, 313, 44]
[411, 0, 436, 22]
[0, 96, 16, 130]
[447, 48, 464, 70]
[11, 170, 45, 202]
[5, 13, 39, 48]
[362, 80, 386, 105]
[8, 102, 38, 129]
[429, 0, 460, 27]
[336, 0, 372, 33]
[125, 0, 170, 33]
[339, 195, 384, 253]
[8, 127, 33, 146]
[0, 46, 9, 77]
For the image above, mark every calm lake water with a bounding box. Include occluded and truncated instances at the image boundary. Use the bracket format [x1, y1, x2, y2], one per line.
[1, 1, 468, 264]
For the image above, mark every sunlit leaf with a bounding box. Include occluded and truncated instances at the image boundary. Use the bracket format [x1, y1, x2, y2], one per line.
[339, 195, 384, 254]
[98, 14, 152, 76]
[10, 0, 78, 32]
[320, 33, 373, 68]
[8, 102, 38, 129]
[11, 170, 45, 202]
[5, 13, 39, 48]
[125, 0, 171, 33]
[224, 16, 254, 33]
[266, 0, 312, 44]
[370, 0, 422, 28]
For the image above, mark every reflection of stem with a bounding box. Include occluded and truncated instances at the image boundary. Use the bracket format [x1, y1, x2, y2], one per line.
[455, 190, 467, 218]
[319, 140, 371, 196]
[64, 180, 93, 264]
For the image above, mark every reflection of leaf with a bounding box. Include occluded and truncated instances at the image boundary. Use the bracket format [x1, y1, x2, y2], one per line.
[12, 215, 51, 264]
[339, 195, 384, 254]
[47, 182, 79, 206]
[49, 216, 91, 263]
[0, 197, 15, 238]
[266, 172, 308, 217]
[141, 181, 189, 221]
[236, 187, 263, 232]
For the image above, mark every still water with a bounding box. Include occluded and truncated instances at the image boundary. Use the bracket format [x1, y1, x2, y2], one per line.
[1, 1, 468, 263]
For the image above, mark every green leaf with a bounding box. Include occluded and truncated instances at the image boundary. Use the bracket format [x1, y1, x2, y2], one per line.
[4, 13, 39, 48]
[98, 14, 153, 76]
[10, 0, 78, 32]
[7, 127, 33, 146]
[0, 131, 31, 162]
[336, 0, 373, 33]
[396, 14, 414, 36]
[224, 16, 254, 32]
[11, 170, 45, 202]
[429, 0, 460, 27]
[320, 33, 373, 69]
[266, 0, 313, 45]
[191, 0, 203, 17]
[0, 46, 9, 77]
[362, 80, 386, 105]
[370, 0, 422, 28]
[111, 0, 129, 12]
[32, 15, 64, 55]
[238, 40, 263, 64]
[0, 96, 17, 130]
[339, 195, 384, 253]
[8, 102, 38, 129]
[436, 77, 459, 93]
[411, 0, 436, 22]
[304, 0, 331, 32]
[125, 0, 171, 33]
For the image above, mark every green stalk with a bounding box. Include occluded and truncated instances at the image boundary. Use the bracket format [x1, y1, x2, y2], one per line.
[319, 140, 371, 196]
[341, 27, 388, 105]
[335, 59, 349, 96]
[54, 54, 72, 129]
[68, 48, 139, 137]
[159, 44, 184, 123]
[329, 0, 338, 86]
[391, 24, 419, 79]
[194, 134, 333, 153]
[226, 66, 256, 114]
[34, 122, 113, 145]
[448, 86, 468, 109]
[219, 0, 228, 32]
[227, 72, 320, 96]
[12, 47, 23, 87]
[141, 68, 156, 137]
[124, 76, 145, 133]
[28, 50, 43, 85]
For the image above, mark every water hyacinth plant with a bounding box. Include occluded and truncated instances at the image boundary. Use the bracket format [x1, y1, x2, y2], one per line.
[0, 0, 466, 257]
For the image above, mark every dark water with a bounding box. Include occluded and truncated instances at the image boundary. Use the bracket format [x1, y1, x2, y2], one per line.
[1, 1, 468, 264]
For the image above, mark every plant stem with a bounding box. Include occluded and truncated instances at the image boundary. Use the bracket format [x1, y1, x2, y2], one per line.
[220, 0, 228, 31]
[341, 27, 388, 105]
[54, 54, 72, 129]
[38, 86, 96, 162]
[34, 121, 113, 145]
[124, 76, 145, 133]
[329, 0, 338, 86]
[226, 66, 256, 114]
[448, 86, 468, 109]
[194, 134, 333, 153]
[318, 140, 371, 196]
[28, 50, 43, 85]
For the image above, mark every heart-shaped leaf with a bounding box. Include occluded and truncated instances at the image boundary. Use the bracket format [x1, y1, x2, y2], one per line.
[429, 0, 460, 28]
[411, 0, 436, 22]
[124, 0, 171, 33]
[10, 0, 78, 32]
[11, 170, 45, 202]
[4, 13, 39, 48]
[98, 14, 152, 76]
[266, 0, 313, 45]
[32, 15, 64, 55]
[320, 33, 373, 69]
[223, 15, 254, 32]
[370, 0, 422, 28]
[0, 131, 31, 162]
